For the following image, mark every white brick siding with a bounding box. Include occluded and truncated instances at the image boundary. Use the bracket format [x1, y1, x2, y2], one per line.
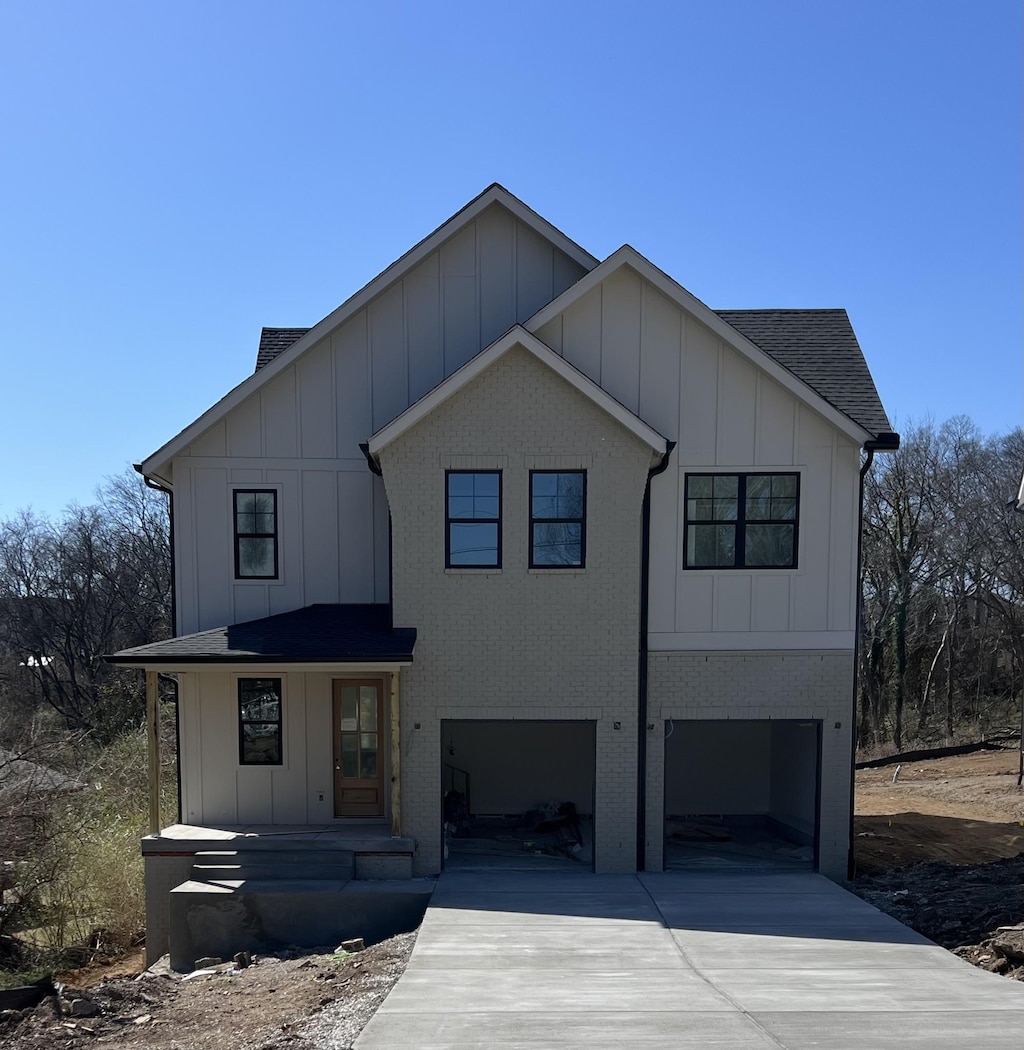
[379, 345, 658, 873]
[645, 651, 854, 879]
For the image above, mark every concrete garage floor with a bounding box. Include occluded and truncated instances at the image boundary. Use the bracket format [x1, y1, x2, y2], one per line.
[354, 871, 1024, 1049]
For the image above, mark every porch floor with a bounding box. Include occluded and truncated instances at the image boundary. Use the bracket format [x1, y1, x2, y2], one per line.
[144, 823, 414, 855]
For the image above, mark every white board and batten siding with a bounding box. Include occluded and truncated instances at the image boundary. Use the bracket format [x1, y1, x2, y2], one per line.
[171, 204, 588, 635]
[533, 266, 862, 652]
[177, 671, 340, 825]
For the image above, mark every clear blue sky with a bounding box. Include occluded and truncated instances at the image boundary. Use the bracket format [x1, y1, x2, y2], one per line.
[2, 1, 1020, 518]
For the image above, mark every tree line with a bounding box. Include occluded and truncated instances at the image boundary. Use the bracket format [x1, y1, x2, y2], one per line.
[860, 418, 1024, 751]
[0, 423, 1021, 757]
[0, 473, 170, 748]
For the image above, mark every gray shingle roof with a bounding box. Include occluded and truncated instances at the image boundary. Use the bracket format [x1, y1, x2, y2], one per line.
[256, 327, 310, 371]
[106, 604, 416, 665]
[254, 311, 892, 438]
[715, 308, 893, 437]
[0, 748, 86, 800]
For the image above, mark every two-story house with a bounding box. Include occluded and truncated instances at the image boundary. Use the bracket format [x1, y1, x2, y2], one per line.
[110, 185, 897, 962]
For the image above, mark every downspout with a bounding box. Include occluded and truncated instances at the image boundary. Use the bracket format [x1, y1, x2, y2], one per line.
[1011, 497, 1024, 787]
[637, 440, 676, 871]
[358, 443, 383, 477]
[136, 467, 183, 825]
[138, 468, 176, 640]
[359, 443, 394, 627]
[848, 431, 899, 879]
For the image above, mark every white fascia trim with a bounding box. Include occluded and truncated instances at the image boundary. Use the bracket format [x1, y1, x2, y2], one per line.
[111, 660, 413, 673]
[139, 185, 599, 481]
[526, 246, 874, 446]
[367, 325, 668, 456]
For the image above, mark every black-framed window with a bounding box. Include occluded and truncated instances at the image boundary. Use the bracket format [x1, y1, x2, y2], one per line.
[238, 678, 282, 765]
[234, 489, 278, 579]
[446, 471, 501, 567]
[530, 471, 586, 568]
[684, 473, 799, 568]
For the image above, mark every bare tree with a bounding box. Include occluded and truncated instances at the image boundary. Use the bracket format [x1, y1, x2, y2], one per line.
[859, 421, 1024, 752]
[0, 472, 170, 742]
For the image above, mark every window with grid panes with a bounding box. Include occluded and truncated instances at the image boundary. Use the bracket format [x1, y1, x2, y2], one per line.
[530, 471, 586, 567]
[684, 473, 798, 568]
[233, 489, 278, 579]
[446, 472, 501, 567]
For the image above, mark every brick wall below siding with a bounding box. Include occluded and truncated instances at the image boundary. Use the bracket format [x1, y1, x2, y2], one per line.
[644, 651, 854, 880]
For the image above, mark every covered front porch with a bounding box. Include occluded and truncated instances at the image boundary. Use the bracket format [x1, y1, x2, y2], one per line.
[107, 604, 419, 963]
[146, 820, 415, 869]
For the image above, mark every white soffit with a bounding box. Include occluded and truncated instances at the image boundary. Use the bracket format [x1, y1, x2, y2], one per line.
[525, 245, 874, 445]
[139, 185, 598, 482]
[368, 325, 668, 456]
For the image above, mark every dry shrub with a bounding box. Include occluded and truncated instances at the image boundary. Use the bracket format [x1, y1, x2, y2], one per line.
[3, 706, 177, 972]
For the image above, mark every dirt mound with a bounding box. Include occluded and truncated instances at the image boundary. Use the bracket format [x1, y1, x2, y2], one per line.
[0, 932, 415, 1049]
[853, 747, 1024, 982]
[855, 854, 1024, 954]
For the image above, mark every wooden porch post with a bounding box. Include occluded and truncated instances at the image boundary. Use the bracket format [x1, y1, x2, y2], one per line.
[146, 670, 161, 835]
[389, 671, 401, 837]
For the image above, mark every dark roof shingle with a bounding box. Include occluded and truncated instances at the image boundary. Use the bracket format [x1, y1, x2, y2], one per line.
[106, 604, 415, 665]
[254, 311, 892, 438]
[714, 308, 893, 436]
[256, 327, 310, 371]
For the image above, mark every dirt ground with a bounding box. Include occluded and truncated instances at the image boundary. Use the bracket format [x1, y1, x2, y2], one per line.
[0, 933, 415, 1050]
[3, 746, 1024, 1045]
[853, 746, 1024, 980]
[854, 747, 1024, 875]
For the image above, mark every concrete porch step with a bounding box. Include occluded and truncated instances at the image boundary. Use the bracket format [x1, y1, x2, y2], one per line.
[191, 848, 356, 882]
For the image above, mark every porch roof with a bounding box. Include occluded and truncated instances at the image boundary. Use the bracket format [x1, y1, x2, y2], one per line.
[106, 604, 416, 669]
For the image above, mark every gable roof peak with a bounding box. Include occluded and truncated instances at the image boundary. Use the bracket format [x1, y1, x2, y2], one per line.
[140, 186, 598, 478]
[368, 325, 667, 458]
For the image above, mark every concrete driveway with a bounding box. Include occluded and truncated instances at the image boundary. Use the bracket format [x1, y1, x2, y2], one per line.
[355, 870, 1024, 1049]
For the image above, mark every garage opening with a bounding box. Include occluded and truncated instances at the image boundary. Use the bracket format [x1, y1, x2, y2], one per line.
[664, 719, 820, 872]
[441, 720, 595, 871]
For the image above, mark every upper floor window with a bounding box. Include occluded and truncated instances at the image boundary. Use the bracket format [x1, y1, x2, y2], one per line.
[446, 472, 501, 567]
[684, 473, 799, 569]
[530, 471, 586, 568]
[234, 489, 278, 579]
[238, 677, 282, 765]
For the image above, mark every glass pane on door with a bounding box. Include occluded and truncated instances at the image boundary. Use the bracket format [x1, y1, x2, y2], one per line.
[340, 686, 358, 732]
[359, 688, 378, 731]
[341, 734, 359, 777]
[360, 733, 378, 777]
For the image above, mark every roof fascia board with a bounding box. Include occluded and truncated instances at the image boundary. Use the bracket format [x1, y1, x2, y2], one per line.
[106, 660, 413, 672]
[368, 325, 667, 456]
[525, 246, 874, 445]
[140, 185, 598, 481]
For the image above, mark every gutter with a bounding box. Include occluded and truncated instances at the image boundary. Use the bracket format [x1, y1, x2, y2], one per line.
[847, 430, 899, 879]
[135, 466, 183, 826]
[637, 440, 676, 871]
[358, 442, 383, 477]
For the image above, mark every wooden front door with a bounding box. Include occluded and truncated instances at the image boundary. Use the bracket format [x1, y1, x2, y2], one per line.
[332, 680, 385, 818]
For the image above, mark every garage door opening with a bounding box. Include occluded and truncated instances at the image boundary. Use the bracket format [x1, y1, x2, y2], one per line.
[441, 720, 595, 872]
[664, 719, 820, 872]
